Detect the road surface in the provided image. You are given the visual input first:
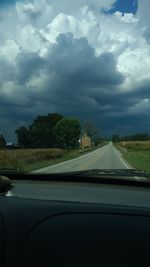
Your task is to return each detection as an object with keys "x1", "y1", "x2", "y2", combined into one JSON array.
[{"x1": 33, "y1": 142, "x2": 131, "y2": 174}]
